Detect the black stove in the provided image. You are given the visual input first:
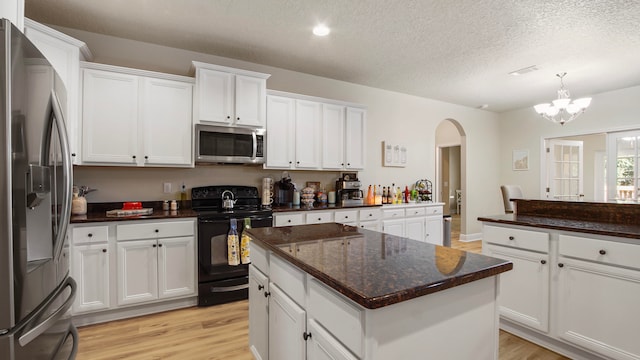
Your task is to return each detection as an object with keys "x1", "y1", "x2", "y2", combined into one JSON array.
[{"x1": 192, "y1": 185, "x2": 273, "y2": 306}]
